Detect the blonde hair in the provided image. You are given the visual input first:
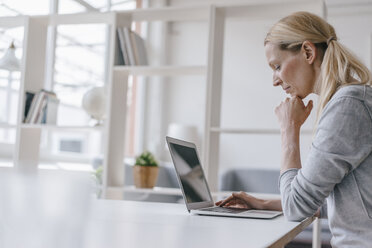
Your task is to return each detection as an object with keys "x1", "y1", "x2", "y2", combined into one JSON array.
[{"x1": 265, "y1": 11, "x2": 372, "y2": 123}]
